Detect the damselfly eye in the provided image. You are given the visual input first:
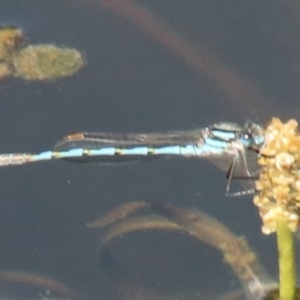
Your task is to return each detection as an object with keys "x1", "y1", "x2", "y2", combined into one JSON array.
[
  {"x1": 242, "y1": 132, "x2": 254, "y2": 142},
  {"x1": 240, "y1": 131, "x2": 256, "y2": 148}
]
